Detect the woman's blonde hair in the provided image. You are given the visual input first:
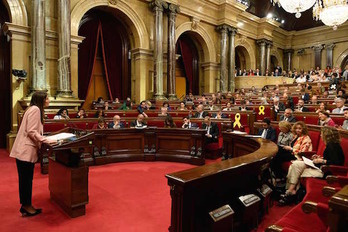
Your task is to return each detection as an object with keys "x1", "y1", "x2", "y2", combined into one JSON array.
[
  {"x1": 279, "y1": 121, "x2": 292, "y2": 132},
  {"x1": 292, "y1": 121, "x2": 308, "y2": 135},
  {"x1": 321, "y1": 126, "x2": 340, "y2": 144}
]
